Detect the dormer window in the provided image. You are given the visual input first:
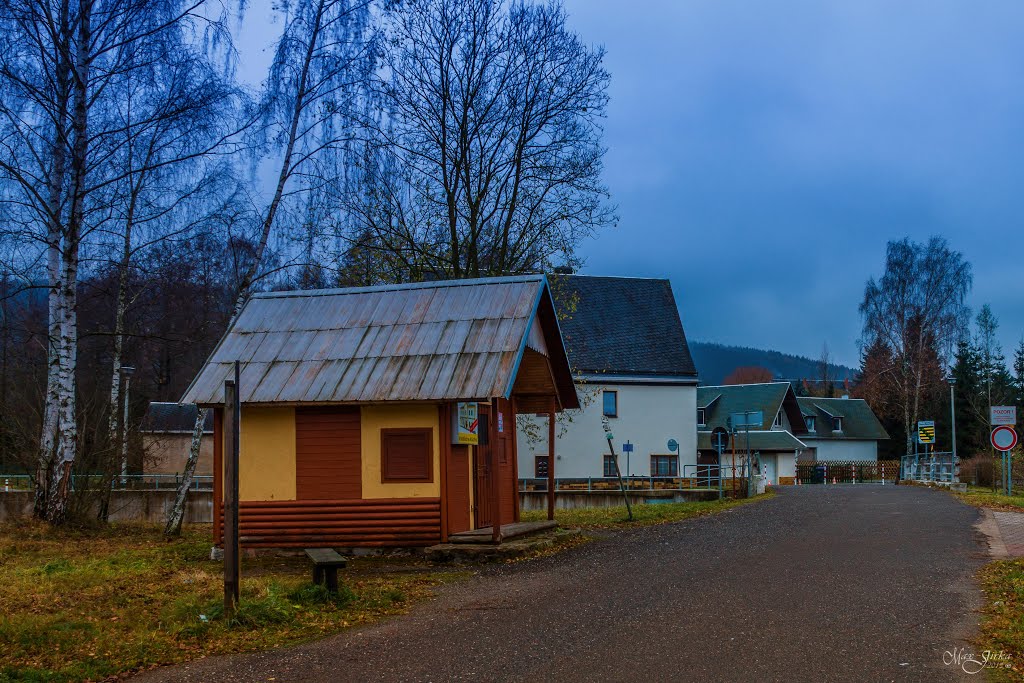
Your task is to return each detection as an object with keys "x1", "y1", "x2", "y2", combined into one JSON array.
[
  {"x1": 773, "y1": 411, "x2": 783, "y2": 429},
  {"x1": 832, "y1": 417, "x2": 842, "y2": 432},
  {"x1": 805, "y1": 416, "x2": 816, "y2": 433},
  {"x1": 697, "y1": 408, "x2": 706, "y2": 427}
]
